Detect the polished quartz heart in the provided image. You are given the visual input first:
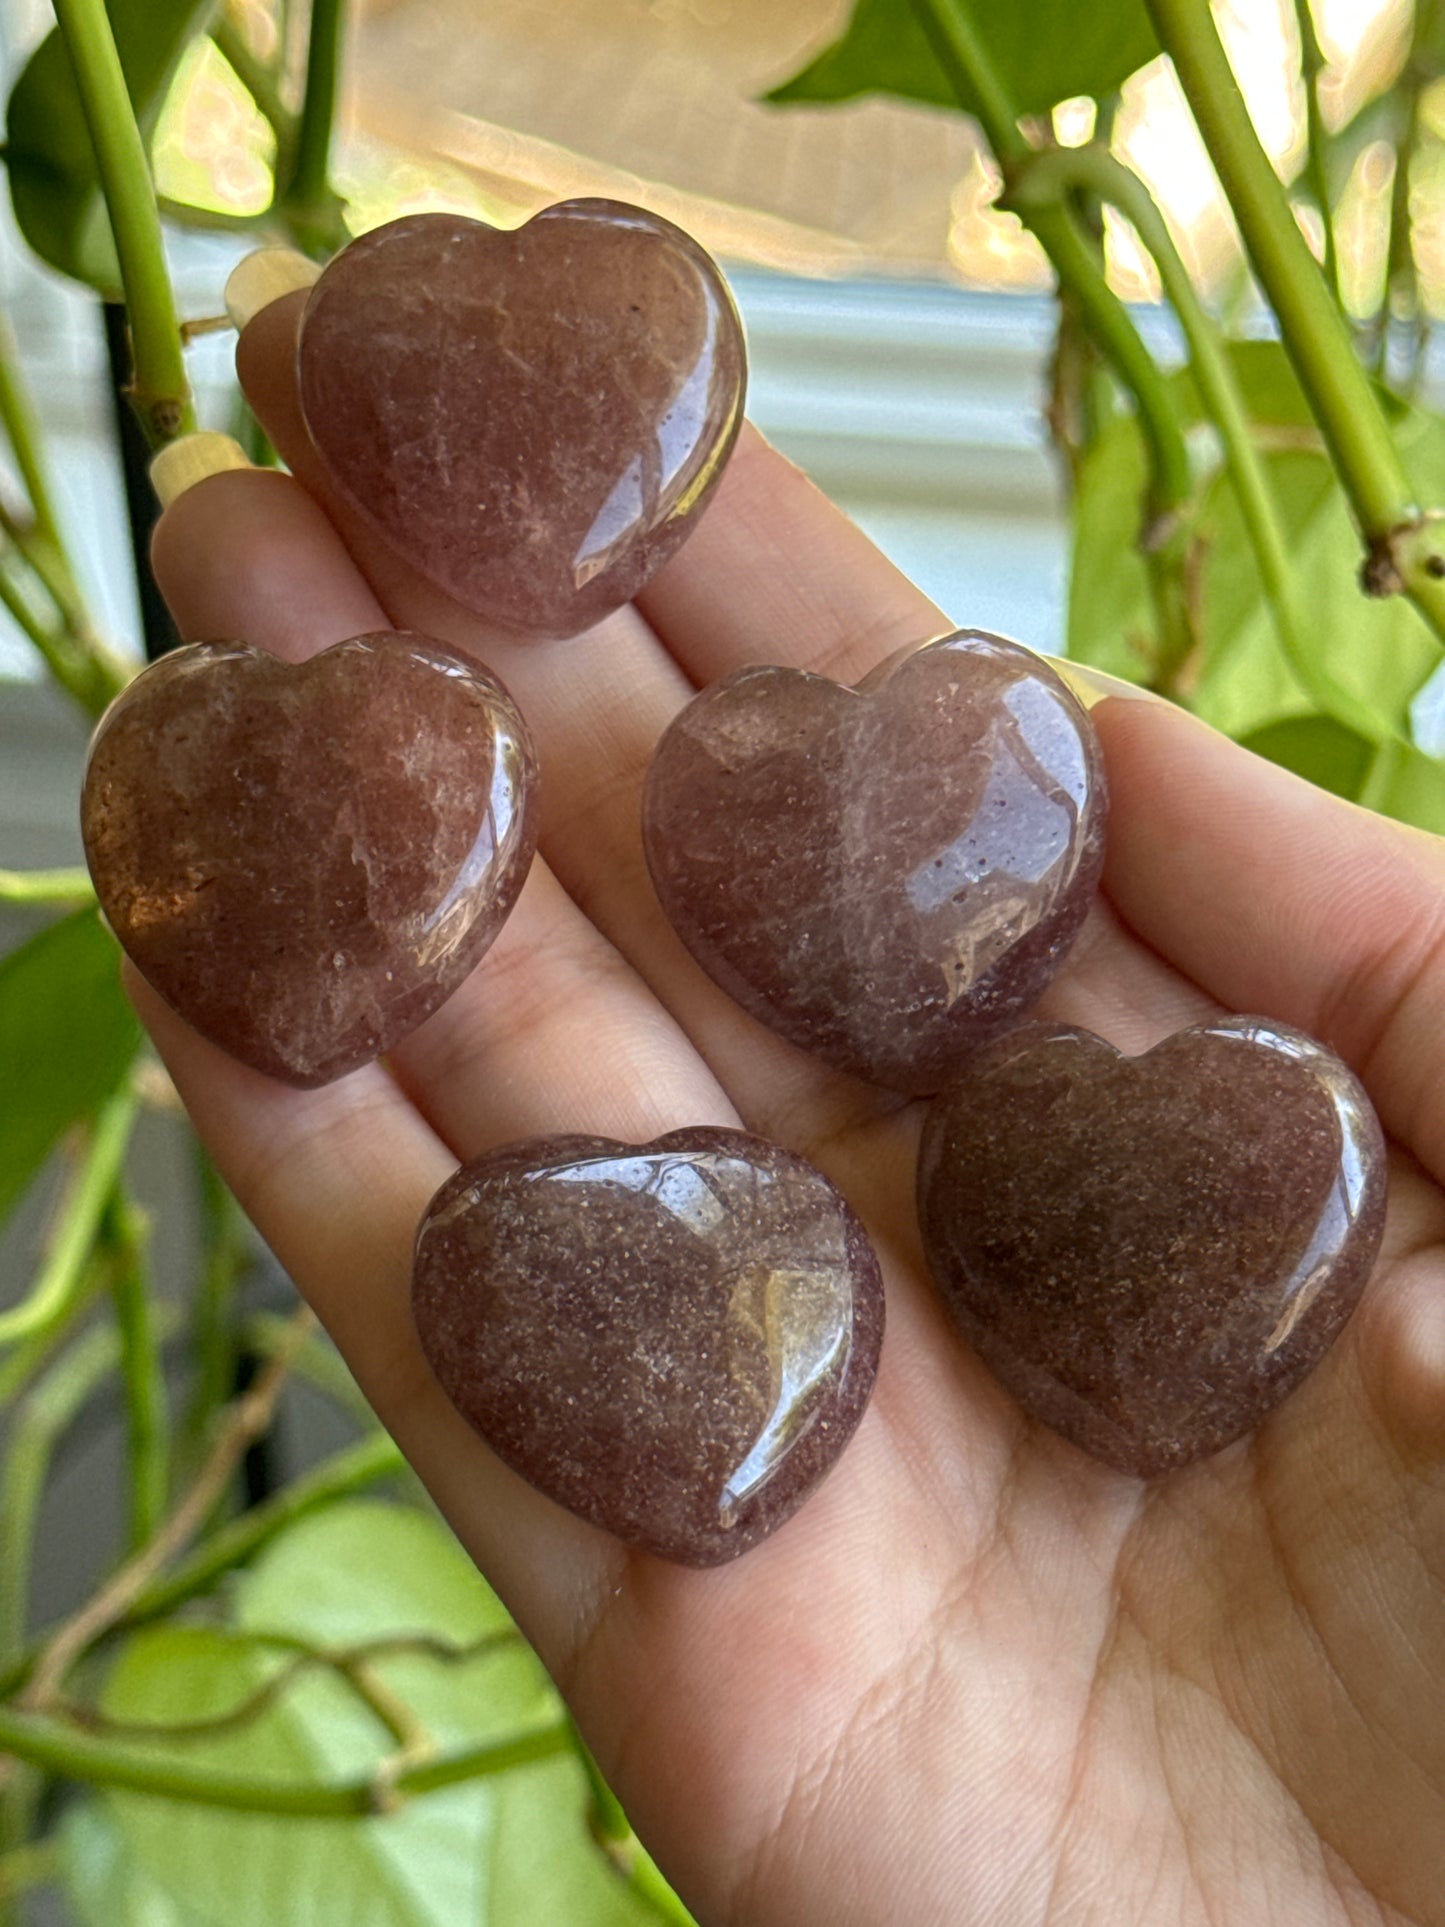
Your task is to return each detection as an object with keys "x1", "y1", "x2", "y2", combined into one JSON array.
[
  {"x1": 81, "y1": 633, "x2": 537, "y2": 1087},
  {"x1": 643, "y1": 631, "x2": 1107, "y2": 1093},
  {"x1": 297, "y1": 201, "x2": 746, "y2": 639},
  {"x1": 917, "y1": 1018, "x2": 1387, "y2": 1476},
  {"x1": 412, "y1": 1128, "x2": 884, "y2": 1565}
]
